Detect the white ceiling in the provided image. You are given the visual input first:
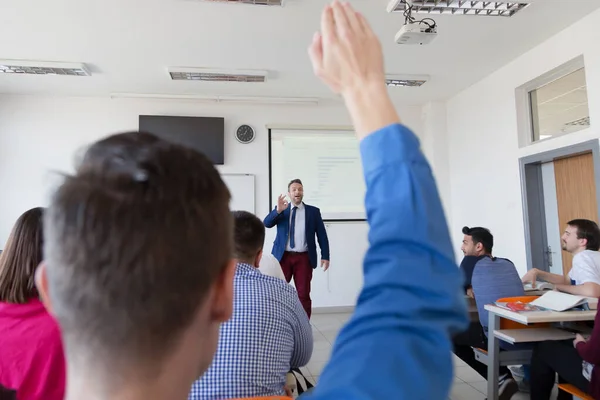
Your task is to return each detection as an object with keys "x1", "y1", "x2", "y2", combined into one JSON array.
[{"x1": 0, "y1": 0, "x2": 599, "y2": 105}]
